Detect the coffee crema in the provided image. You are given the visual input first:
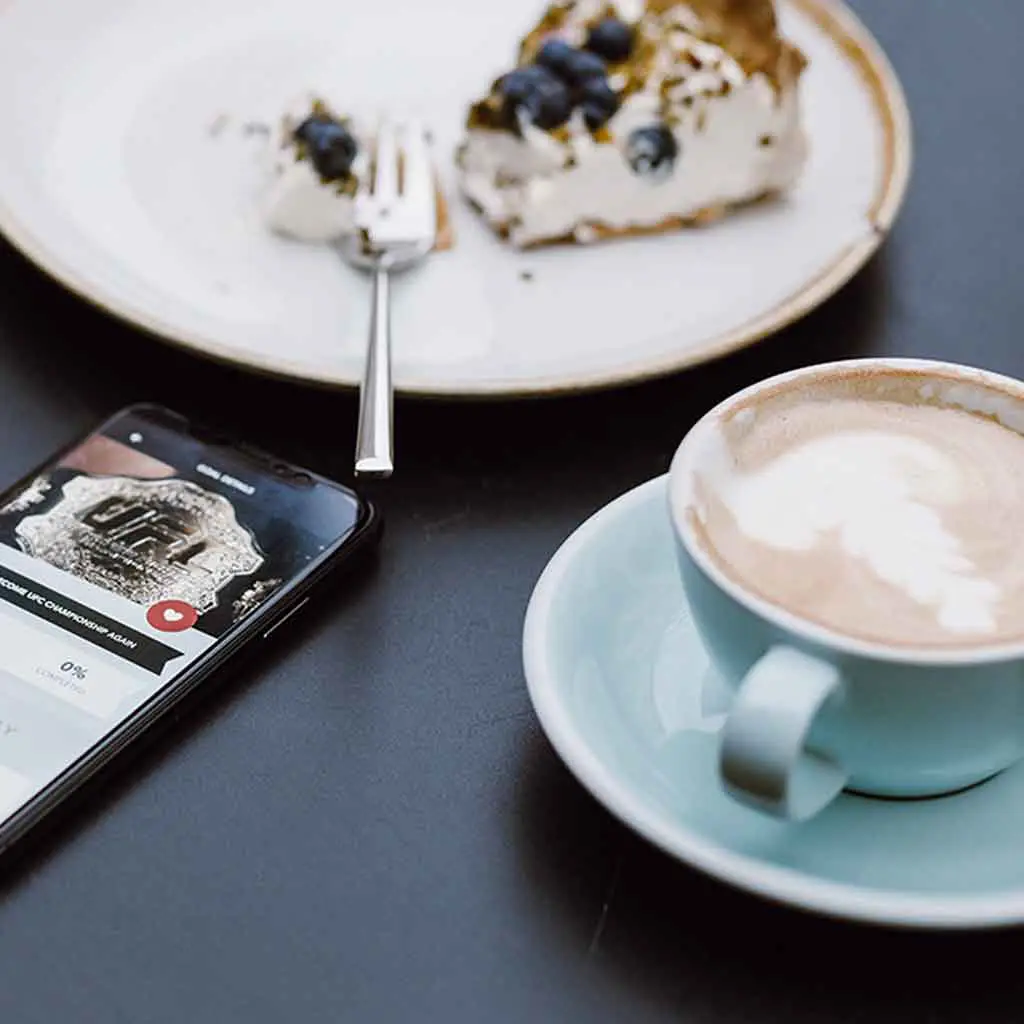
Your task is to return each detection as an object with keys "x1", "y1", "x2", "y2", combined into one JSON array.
[{"x1": 687, "y1": 370, "x2": 1024, "y2": 648}]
